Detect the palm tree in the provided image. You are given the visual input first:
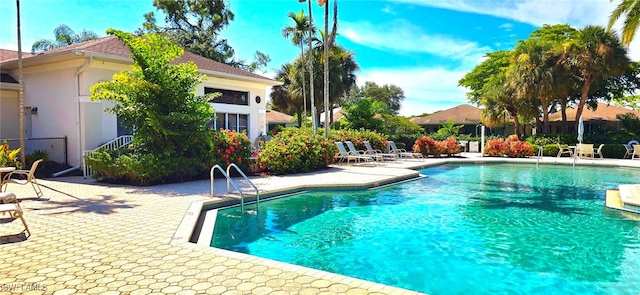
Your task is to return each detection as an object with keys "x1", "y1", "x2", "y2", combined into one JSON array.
[
  {"x1": 318, "y1": 0, "x2": 338, "y2": 137},
  {"x1": 608, "y1": 0, "x2": 640, "y2": 47},
  {"x1": 509, "y1": 37, "x2": 559, "y2": 134},
  {"x1": 297, "y1": 0, "x2": 317, "y2": 133},
  {"x1": 282, "y1": 10, "x2": 313, "y2": 124},
  {"x1": 31, "y1": 24, "x2": 99, "y2": 53},
  {"x1": 270, "y1": 63, "x2": 304, "y2": 127},
  {"x1": 459, "y1": 50, "x2": 533, "y2": 135},
  {"x1": 16, "y1": 0, "x2": 25, "y2": 166},
  {"x1": 306, "y1": 43, "x2": 358, "y2": 124},
  {"x1": 564, "y1": 25, "x2": 629, "y2": 125}
]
